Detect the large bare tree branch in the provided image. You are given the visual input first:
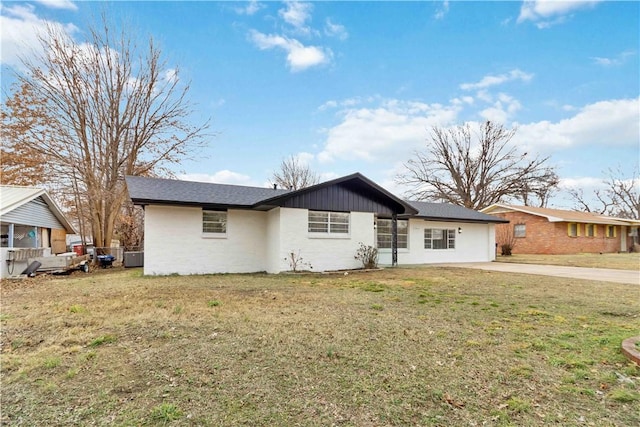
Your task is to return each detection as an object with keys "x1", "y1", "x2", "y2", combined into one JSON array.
[
  {"x1": 2, "y1": 13, "x2": 210, "y2": 247},
  {"x1": 397, "y1": 121, "x2": 558, "y2": 210}
]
